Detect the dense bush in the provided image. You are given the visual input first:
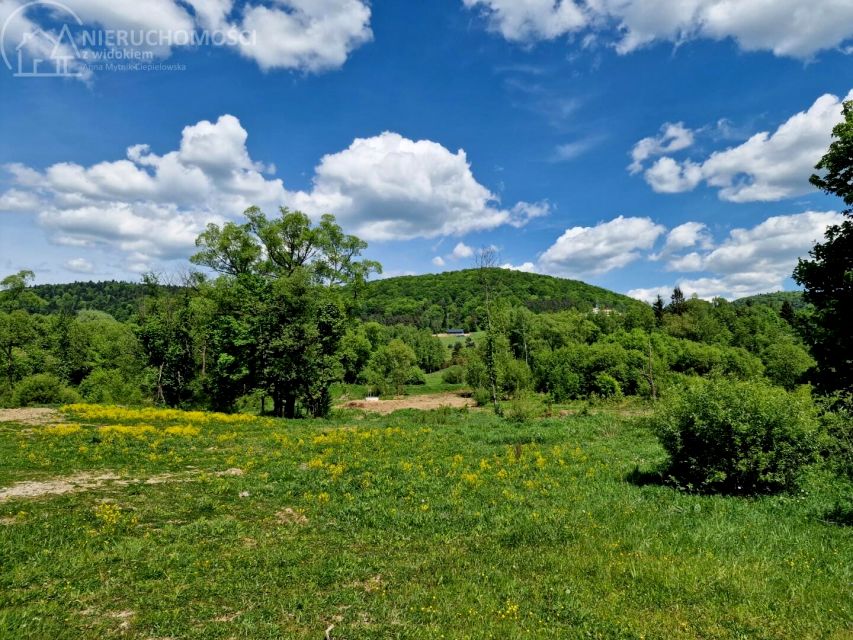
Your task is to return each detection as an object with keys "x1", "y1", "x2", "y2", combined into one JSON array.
[
  {"x1": 362, "y1": 339, "x2": 419, "y2": 396},
  {"x1": 820, "y1": 395, "x2": 853, "y2": 482},
  {"x1": 505, "y1": 391, "x2": 541, "y2": 423},
  {"x1": 441, "y1": 365, "x2": 465, "y2": 384},
  {"x1": 13, "y1": 373, "x2": 79, "y2": 406},
  {"x1": 472, "y1": 387, "x2": 493, "y2": 408},
  {"x1": 651, "y1": 378, "x2": 821, "y2": 494},
  {"x1": 79, "y1": 369, "x2": 144, "y2": 405},
  {"x1": 406, "y1": 367, "x2": 427, "y2": 385},
  {"x1": 761, "y1": 341, "x2": 815, "y2": 389},
  {"x1": 591, "y1": 372, "x2": 622, "y2": 399},
  {"x1": 500, "y1": 358, "x2": 532, "y2": 395}
]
